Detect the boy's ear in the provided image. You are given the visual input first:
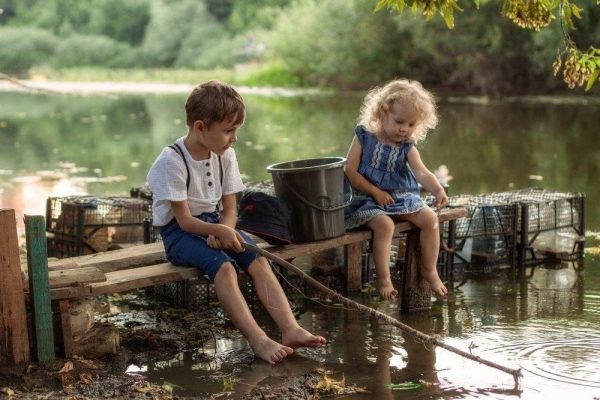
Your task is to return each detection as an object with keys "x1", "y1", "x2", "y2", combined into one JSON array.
[{"x1": 193, "y1": 120, "x2": 206, "y2": 132}]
